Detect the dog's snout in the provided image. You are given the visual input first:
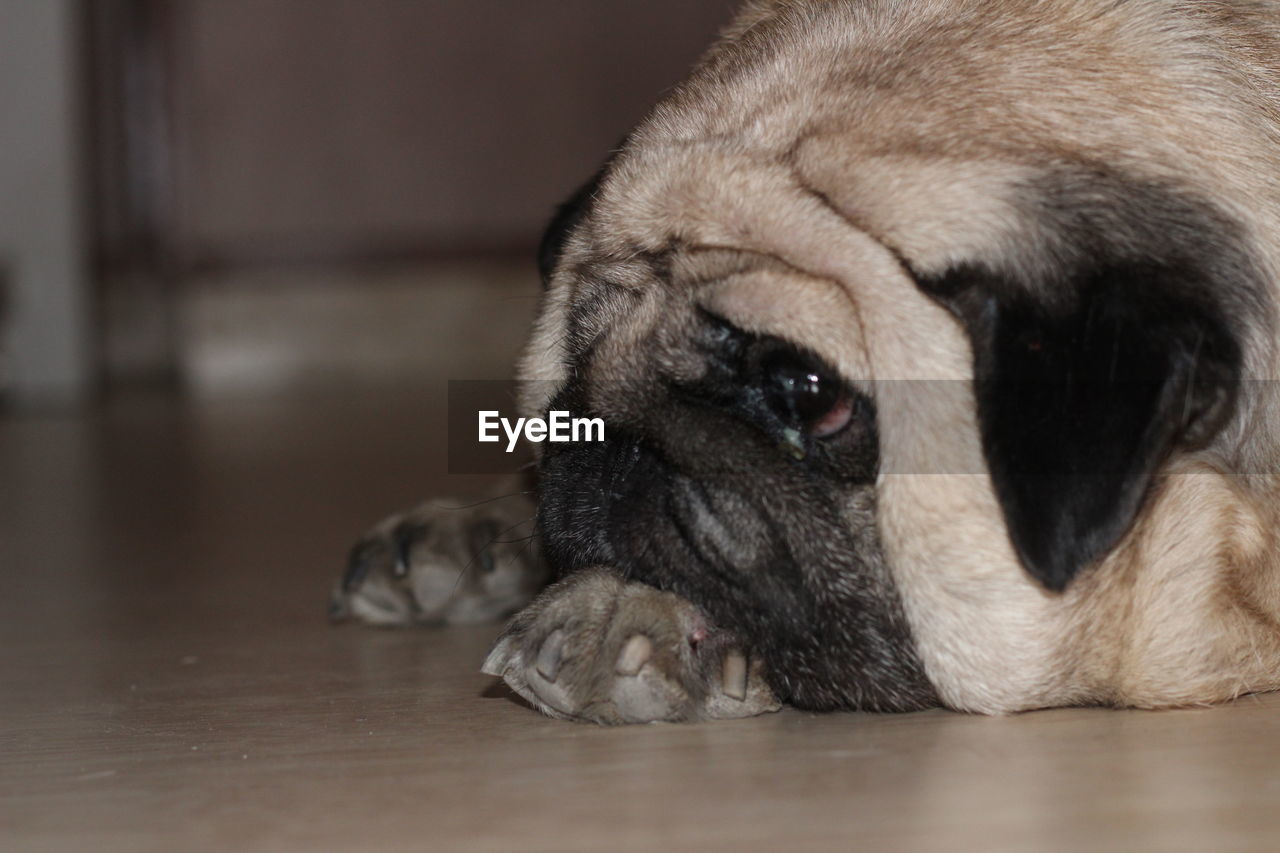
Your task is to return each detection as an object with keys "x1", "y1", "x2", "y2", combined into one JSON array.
[{"x1": 537, "y1": 431, "x2": 651, "y2": 574}]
